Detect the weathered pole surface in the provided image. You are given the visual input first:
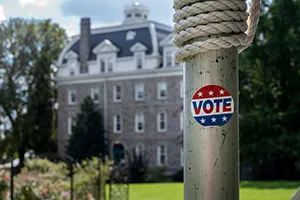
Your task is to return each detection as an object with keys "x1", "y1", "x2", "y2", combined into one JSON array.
[{"x1": 184, "y1": 47, "x2": 239, "y2": 200}]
